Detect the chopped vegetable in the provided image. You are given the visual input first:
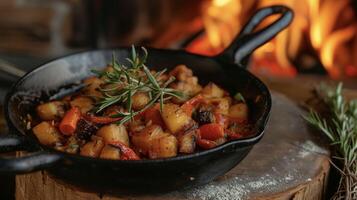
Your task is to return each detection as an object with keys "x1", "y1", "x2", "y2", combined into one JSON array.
[
  {"x1": 201, "y1": 82, "x2": 225, "y2": 98},
  {"x1": 97, "y1": 124, "x2": 129, "y2": 146},
  {"x1": 178, "y1": 130, "x2": 197, "y2": 154},
  {"x1": 80, "y1": 137, "x2": 105, "y2": 157},
  {"x1": 36, "y1": 101, "x2": 65, "y2": 120},
  {"x1": 161, "y1": 103, "x2": 193, "y2": 134},
  {"x1": 181, "y1": 94, "x2": 205, "y2": 116},
  {"x1": 143, "y1": 104, "x2": 165, "y2": 128},
  {"x1": 75, "y1": 119, "x2": 98, "y2": 140},
  {"x1": 199, "y1": 123, "x2": 225, "y2": 141},
  {"x1": 70, "y1": 96, "x2": 94, "y2": 114},
  {"x1": 197, "y1": 138, "x2": 217, "y2": 149},
  {"x1": 109, "y1": 141, "x2": 140, "y2": 160},
  {"x1": 228, "y1": 103, "x2": 248, "y2": 122},
  {"x1": 59, "y1": 107, "x2": 81, "y2": 136},
  {"x1": 149, "y1": 134, "x2": 178, "y2": 159},
  {"x1": 99, "y1": 144, "x2": 121, "y2": 160},
  {"x1": 32, "y1": 121, "x2": 62, "y2": 146}
]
